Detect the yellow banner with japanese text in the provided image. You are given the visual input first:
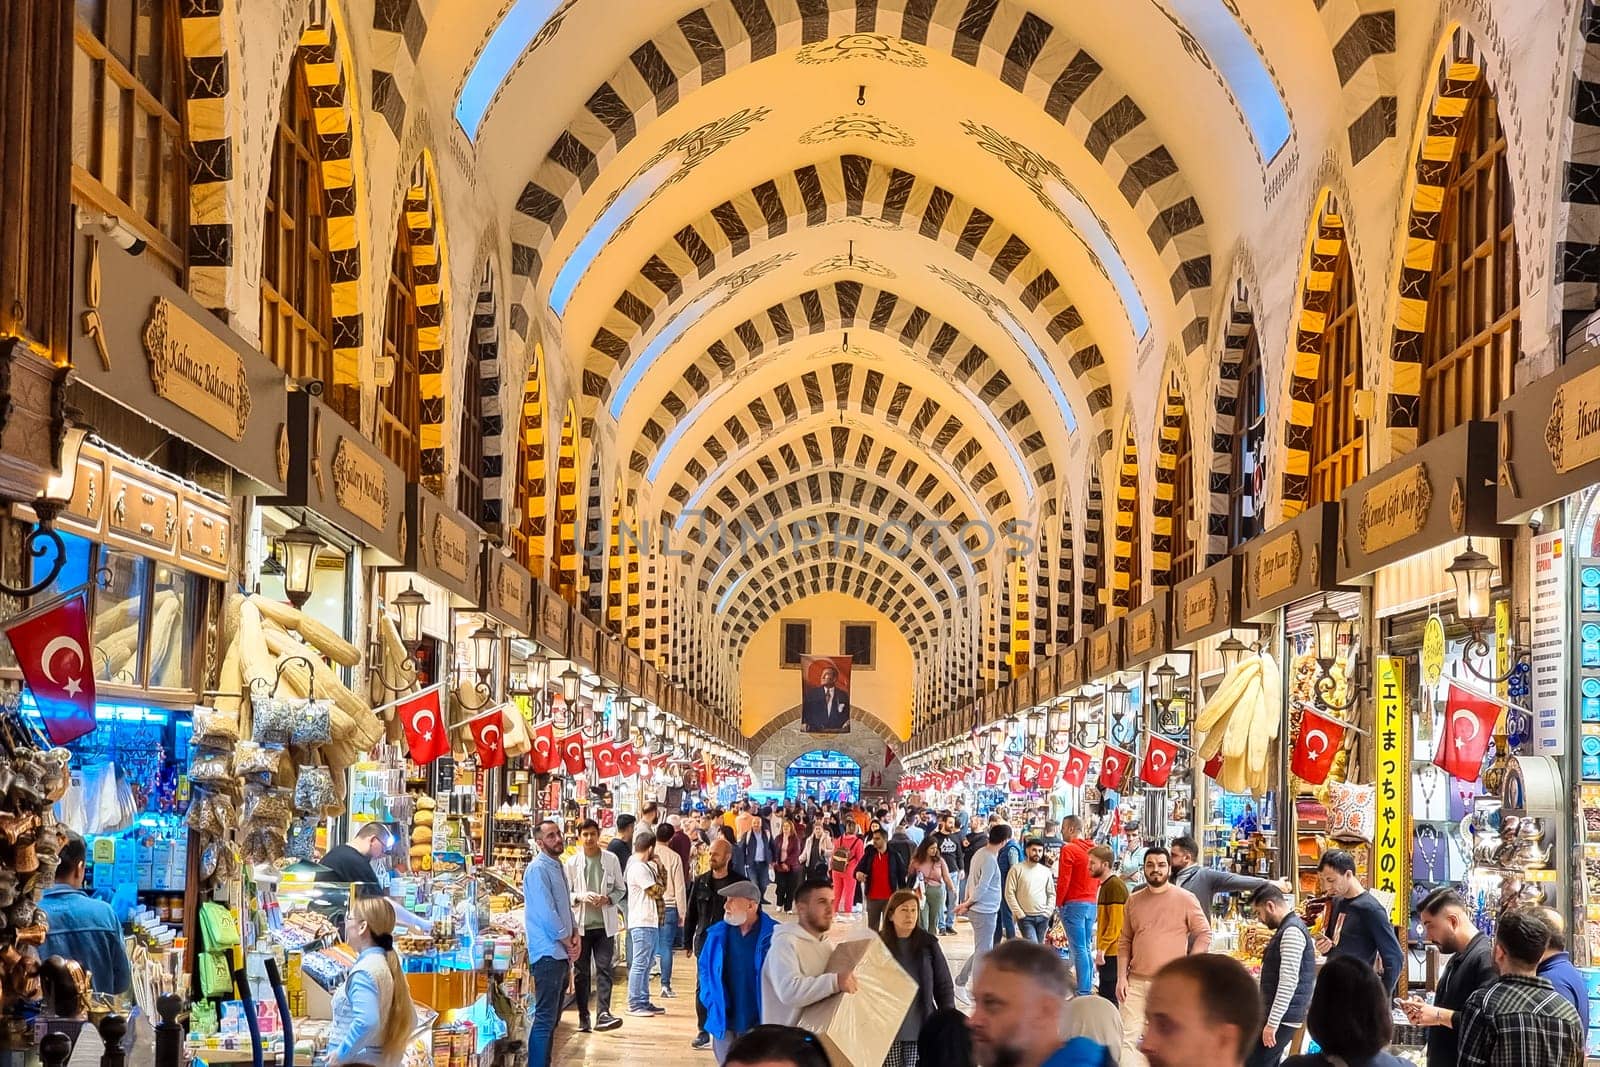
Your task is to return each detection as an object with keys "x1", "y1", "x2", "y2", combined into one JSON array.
[{"x1": 1374, "y1": 655, "x2": 1409, "y2": 928}]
